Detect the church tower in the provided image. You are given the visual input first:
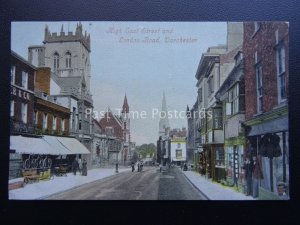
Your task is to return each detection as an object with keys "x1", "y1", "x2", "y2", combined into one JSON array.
[
  {"x1": 43, "y1": 22, "x2": 92, "y2": 91},
  {"x1": 28, "y1": 22, "x2": 94, "y2": 162},
  {"x1": 159, "y1": 92, "x2": 170, "y2": 138}
]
